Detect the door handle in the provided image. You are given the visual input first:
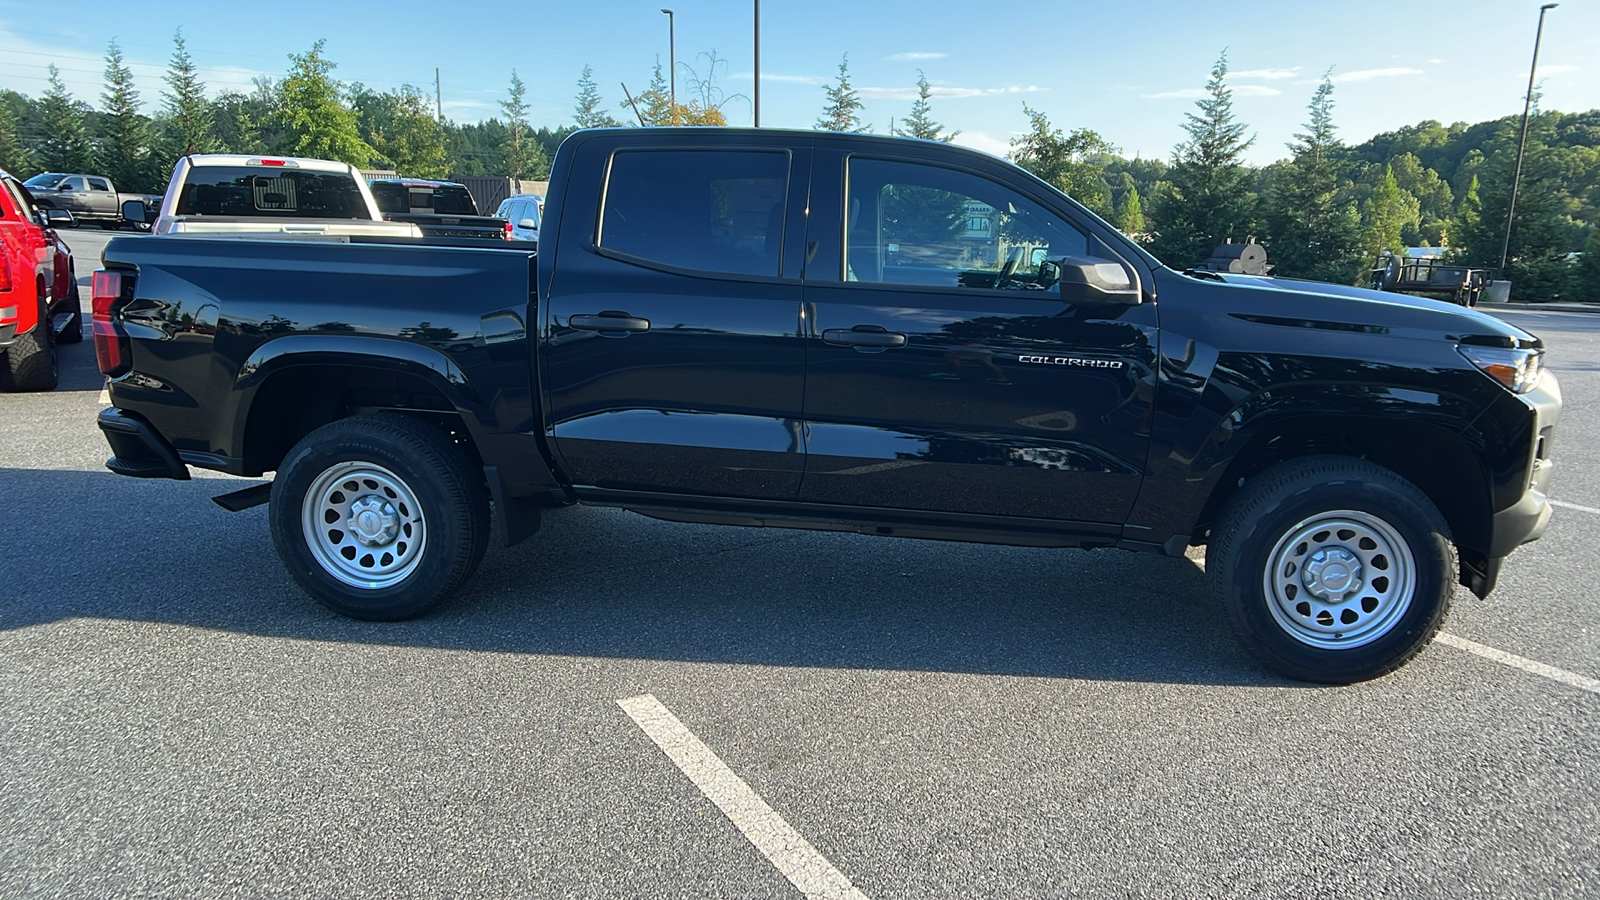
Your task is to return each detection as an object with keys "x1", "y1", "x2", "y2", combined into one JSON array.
[
  {"x1": 571, "y1": 312, "x2": 651, "y2": 335},
  {"x1": 822, "y1": 326, "x2": 907, "y2": 349}
]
